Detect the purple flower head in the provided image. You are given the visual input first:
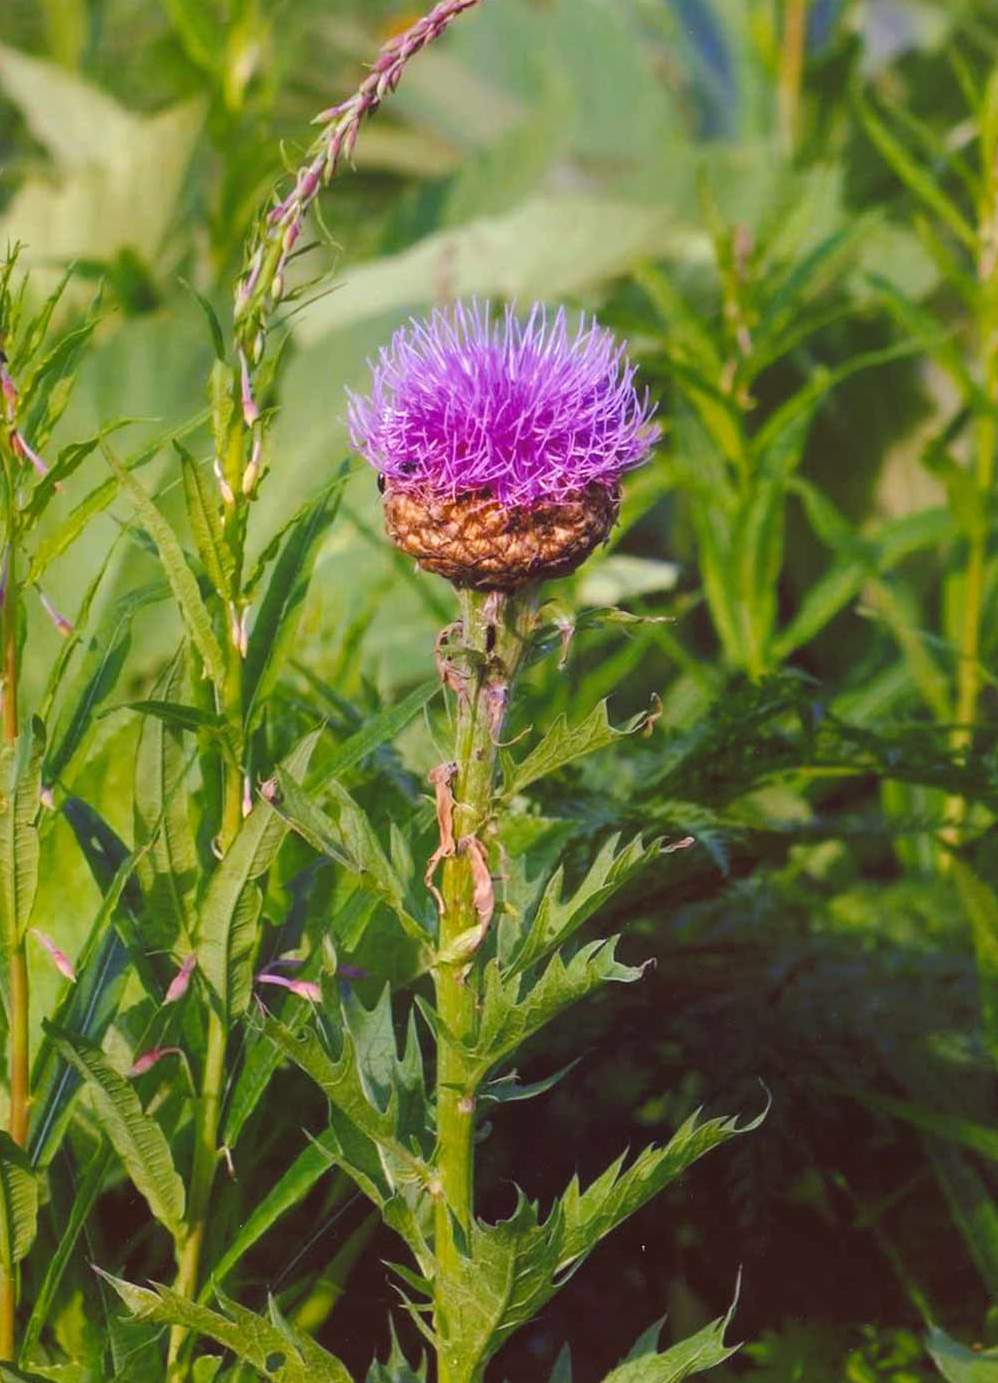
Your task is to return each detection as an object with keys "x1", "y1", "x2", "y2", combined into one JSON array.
[{"x1": 348, "y1": 301, "x2": 658, "y2": 507}]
